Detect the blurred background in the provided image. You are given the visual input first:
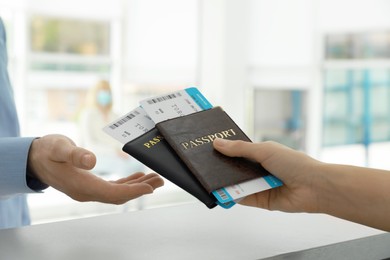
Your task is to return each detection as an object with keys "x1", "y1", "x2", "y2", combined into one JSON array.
[{"x1": 1, "y1": 0, "x2": 390, "y2": 224}]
